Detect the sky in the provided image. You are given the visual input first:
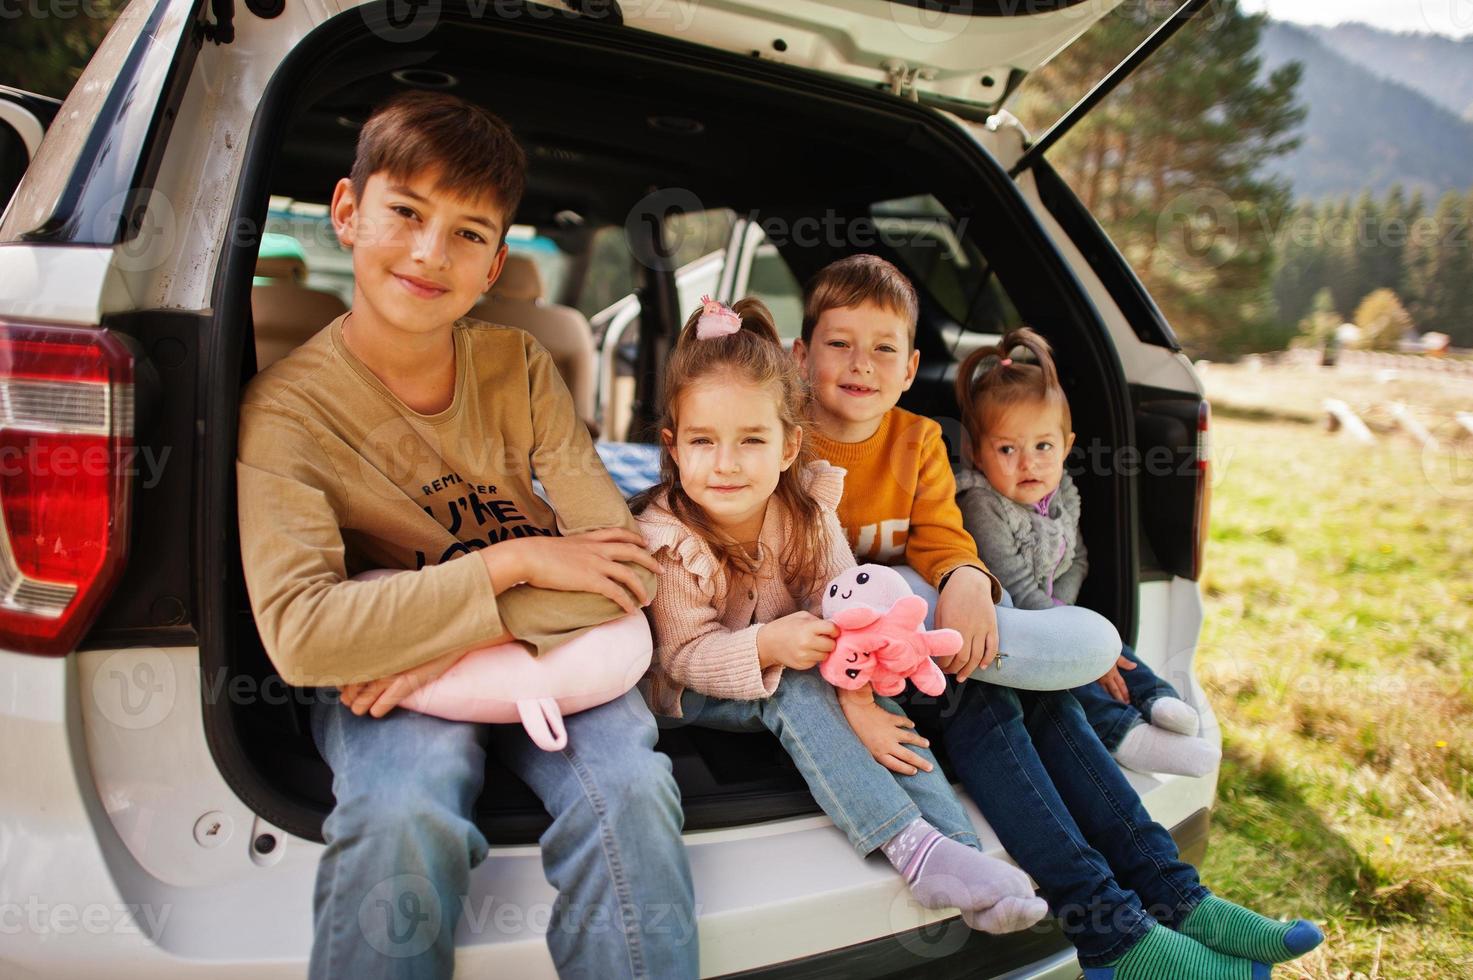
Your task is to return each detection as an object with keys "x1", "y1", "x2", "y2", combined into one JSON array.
[{"x1": 1239, "y1": 0, "x2": 1473, "y2": 38}]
